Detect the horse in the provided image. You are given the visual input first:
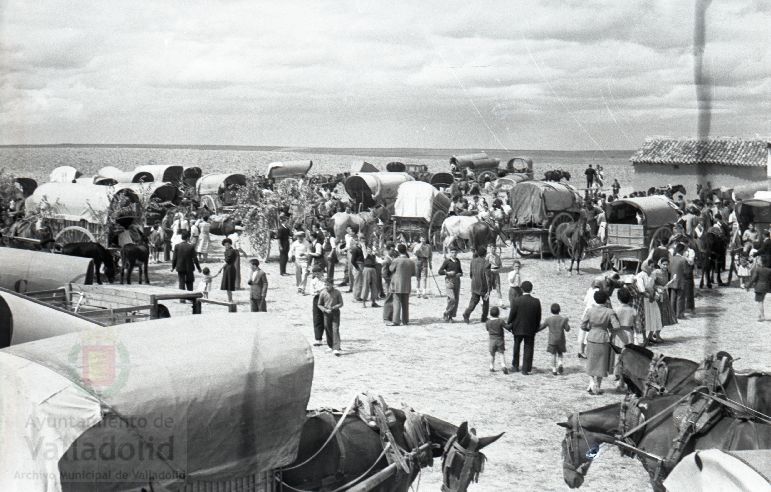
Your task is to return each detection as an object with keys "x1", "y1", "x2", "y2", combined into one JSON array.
[
  {"x1": 555, "y1": 211, "x2": 590, "y2": 274},
  {"x1": 120, "y1": 227, "x2": 150, "y2": 285},
  {"x1": 559, "y1": 393, "x2": 771, "y2": 490},
  {"x1": 440, "y1": 216, "x2": 508, "y2": 255},
  {"x1": 4, "y1": 217, "x2": 54, "y2": 250},
  {"x1": 329, "y1": 206, "x2": 391, "y2": 243},
  {"x1": 615, "y1": 346, "x2": 771, "y2": 414},
  {"x1": 699, "y1": 223, "x2": 729, "y2": 288},
  {"x1": 280, "y1": 405, "x2": 503, "y2": 492},
  {"x1": 60, "y1": 242, "x2": 117, "y2": 284}
]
